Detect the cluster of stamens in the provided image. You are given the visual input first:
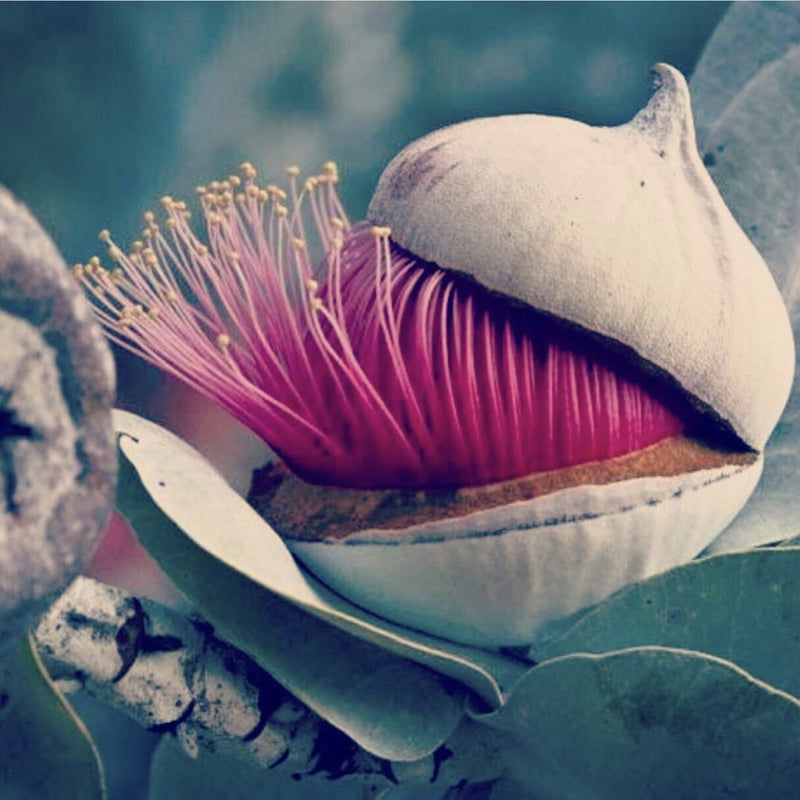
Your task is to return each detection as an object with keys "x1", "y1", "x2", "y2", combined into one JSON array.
[{"x1": 77, "y1": 160, "x2": 684, "y2": 489}]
